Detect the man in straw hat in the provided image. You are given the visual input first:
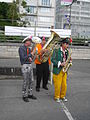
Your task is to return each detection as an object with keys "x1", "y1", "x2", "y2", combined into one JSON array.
[{"x1": 18, "y1": 36, "x2": 37, "y2": 102}]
